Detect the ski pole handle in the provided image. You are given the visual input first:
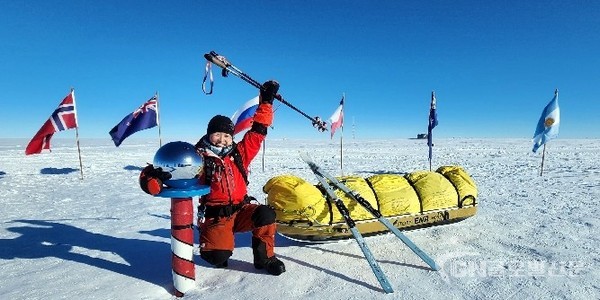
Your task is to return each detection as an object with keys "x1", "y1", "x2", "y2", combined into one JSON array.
[{"x1": 204, "y1": 51, "x2": 230, "y2": 69}]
